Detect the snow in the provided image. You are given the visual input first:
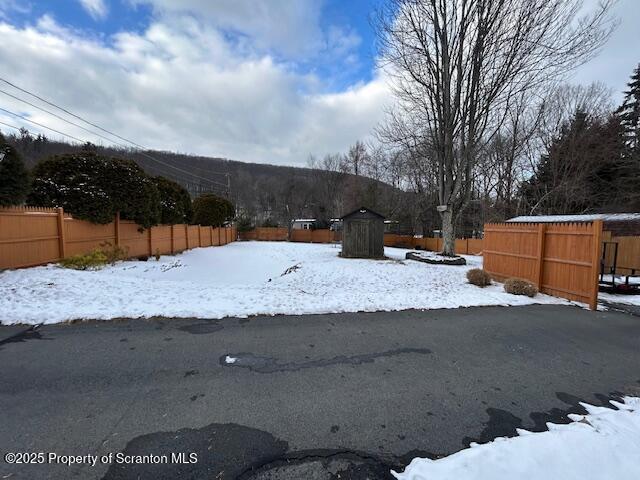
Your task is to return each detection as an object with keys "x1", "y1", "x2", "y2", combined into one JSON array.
[
  {"x1": 224, "y1": 355, "x2": 237, "y2": 364},
  {"x1": 599, "y1": 292, "x2": 640, "y2": 307},
  {"x1": 508, "y1": 213, "x2": 640, "y2": 223},
  {"x1": 406, "y1": 251, "x2": 465, "y2": 264},
  {"x1": 393, "y1": 397, "x2": 640, "y2": 480},
  {"x1": 0, "y1": 241, "x2": 568, "y2": 325},
  {"x1": 599, "y1": 274, "x2": 640, "y2": 286}
]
